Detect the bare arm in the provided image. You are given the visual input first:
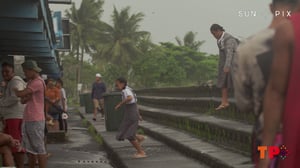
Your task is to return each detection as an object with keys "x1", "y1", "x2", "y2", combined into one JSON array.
[
  {"x1": 0, "y1": 133, "x2": 19, "y2": 148},
  {"x1": 20, "y1": 95, "x2": 32, "y2": 104},
  {"x1": 116, "y1": 95, "x2": 133, "y2": 108},
  {"x1": 259, "y1": 20, "x2": 294, "y2": 167},
  {"x1": 14, "y1": 88, "x2": 33, "y2": 98}
]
